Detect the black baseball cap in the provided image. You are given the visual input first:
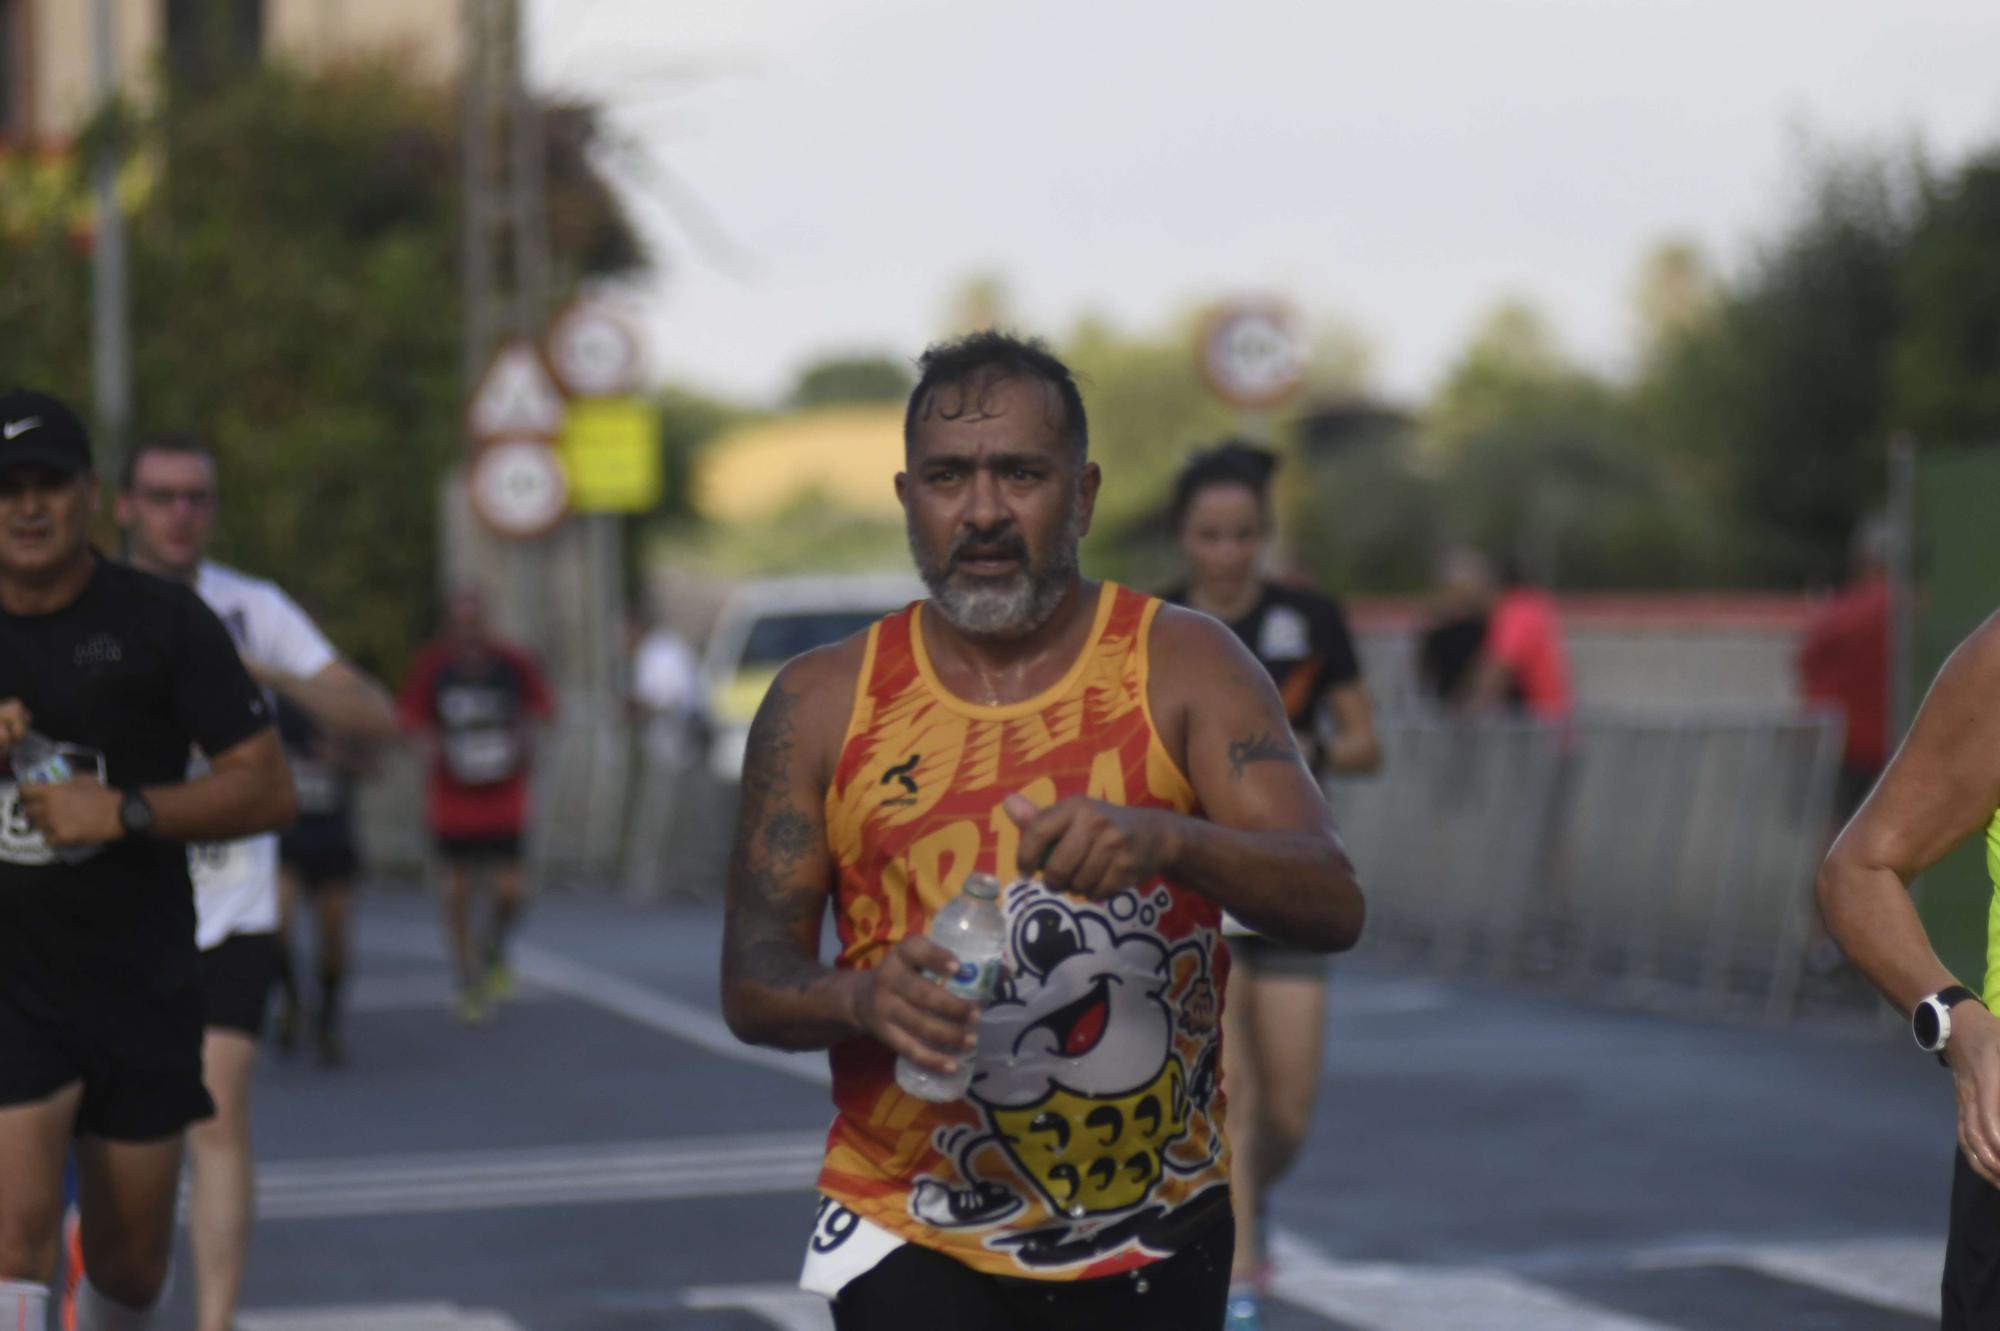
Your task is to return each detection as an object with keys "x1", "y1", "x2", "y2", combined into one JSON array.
[{"x1": 0, "y1": 388, "x2": 93, "y2": 476}]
